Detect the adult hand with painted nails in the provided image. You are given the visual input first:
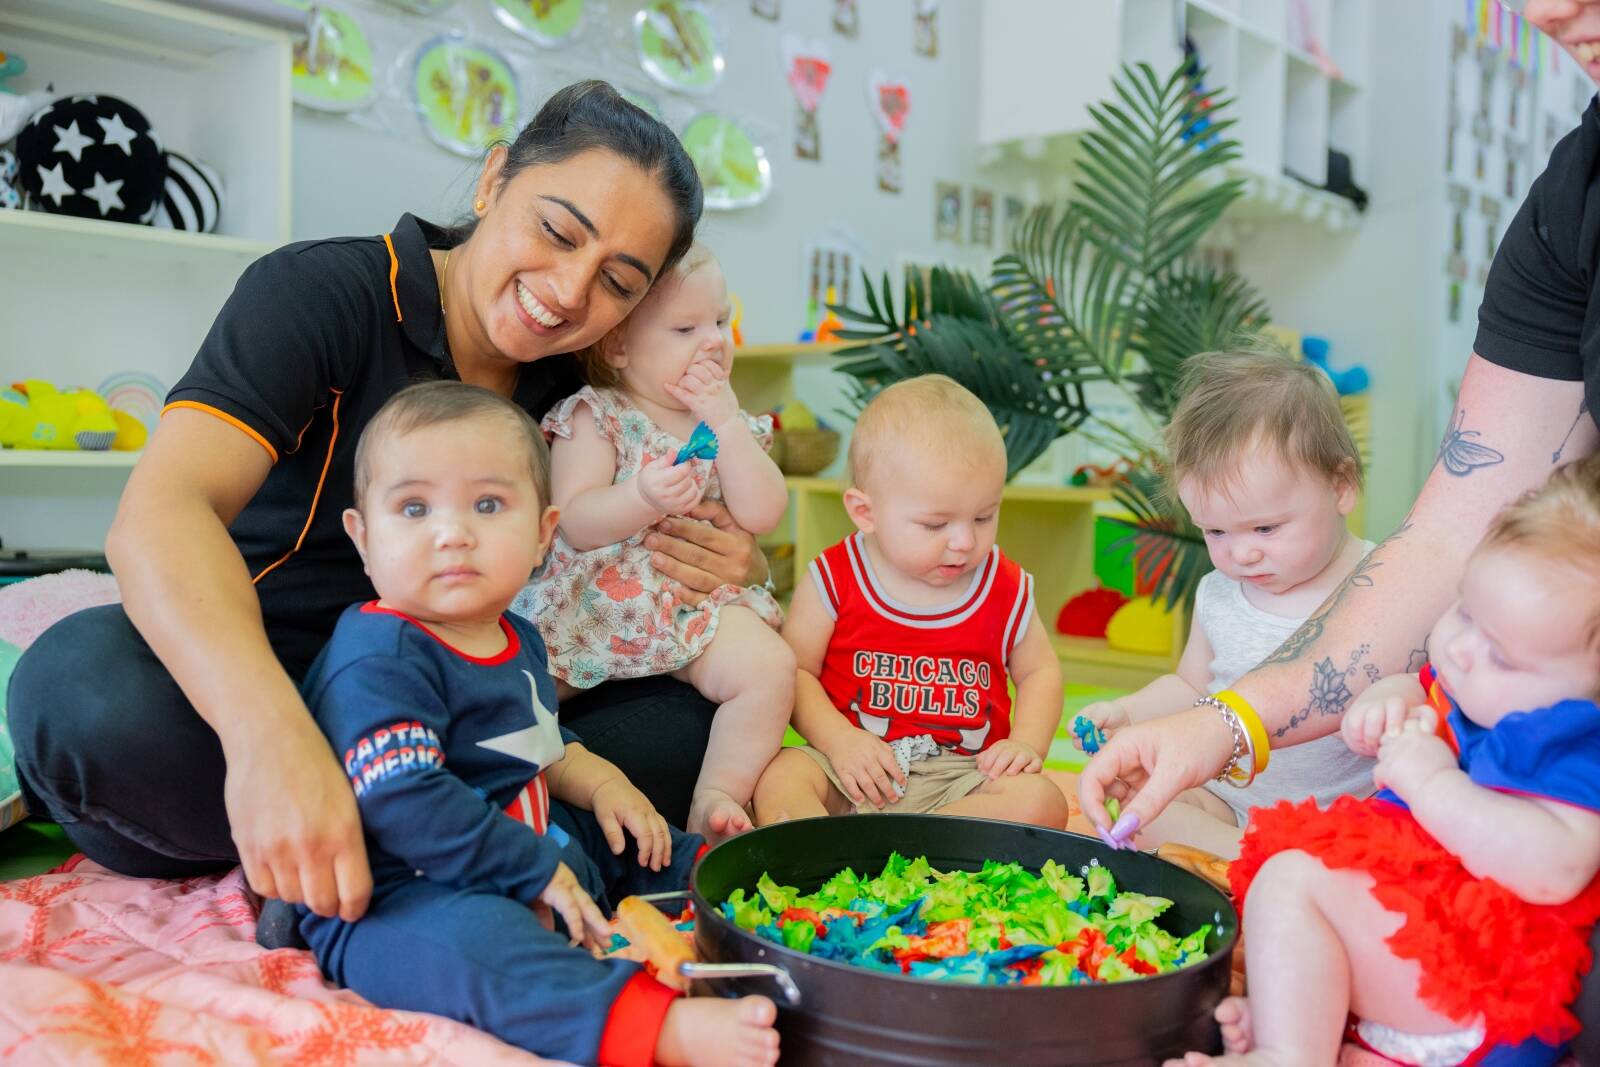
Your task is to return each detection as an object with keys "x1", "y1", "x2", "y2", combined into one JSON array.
[{"x1": 1077, "y1": 706, "x2": 1237, "y2": 850}]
